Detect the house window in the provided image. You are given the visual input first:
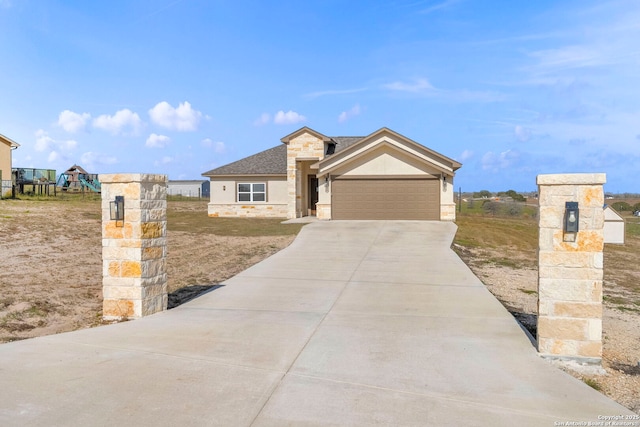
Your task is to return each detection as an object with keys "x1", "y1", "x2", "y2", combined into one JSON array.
[{"x1": 237, "y1": 183, "x2": 266, "y2": 202}]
